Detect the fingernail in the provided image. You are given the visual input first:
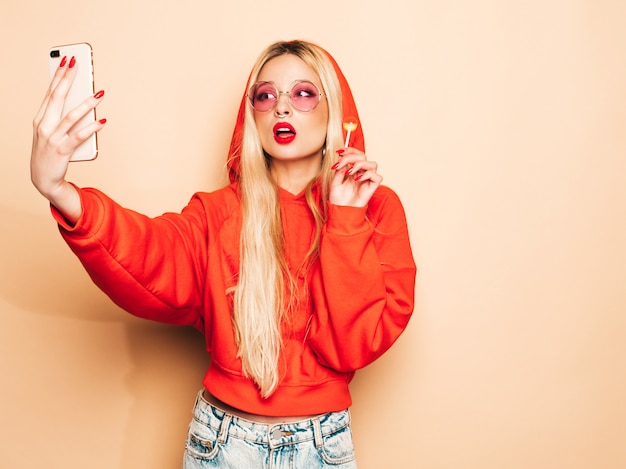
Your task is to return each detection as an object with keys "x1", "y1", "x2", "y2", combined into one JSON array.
[
  {"x1": 94, "y1": 90, "x2": 105, "y2": 99},
  {"x1": 69, "y1": 56, "x2": 76, "y2": 68},
  {"x1": 59, "y1": 56, "x2": 67, "y2": 68},
  {"x1": 354, "y1": 174, "x2": 363, "y2": 181},
  {"x1": 331, "y1": 162, "x2": 340, "y2": 170},
  {"x1": 99, "y1": 118, "x2": 107, "y2": 124},
  {"x1": 336, "y1": 148, "x2": 345, "y2": 155}
]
